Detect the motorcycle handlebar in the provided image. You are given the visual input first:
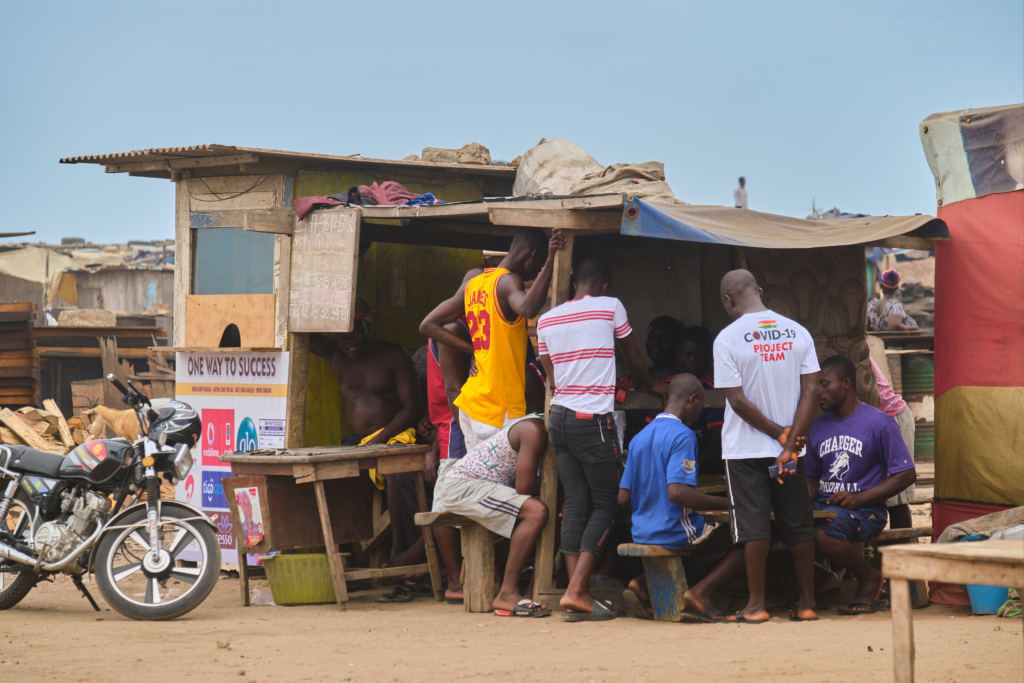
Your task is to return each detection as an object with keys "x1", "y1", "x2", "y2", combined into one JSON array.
[{"x1": 107, "y1": 374, "x2": 129, "y2": 395}]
